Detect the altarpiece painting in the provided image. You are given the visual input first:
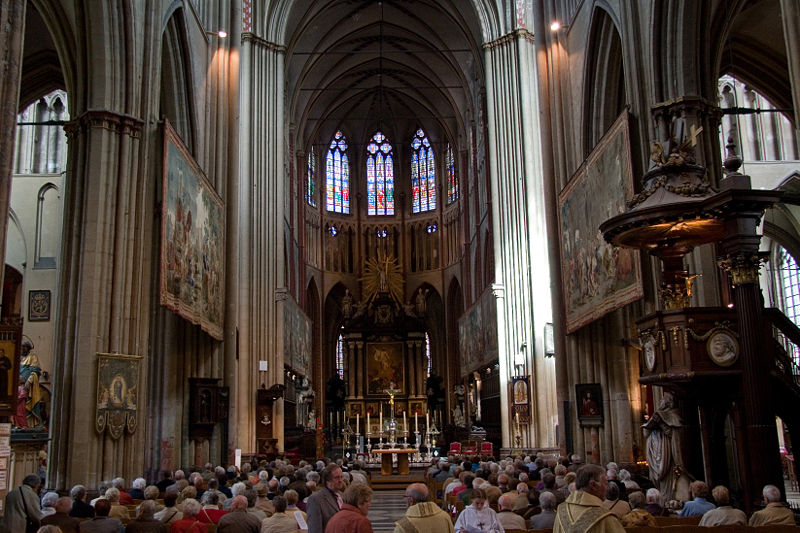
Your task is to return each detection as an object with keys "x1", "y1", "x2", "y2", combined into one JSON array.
[{"x1": 366, "y1": 342, "x2": 404, "y2": 395}]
